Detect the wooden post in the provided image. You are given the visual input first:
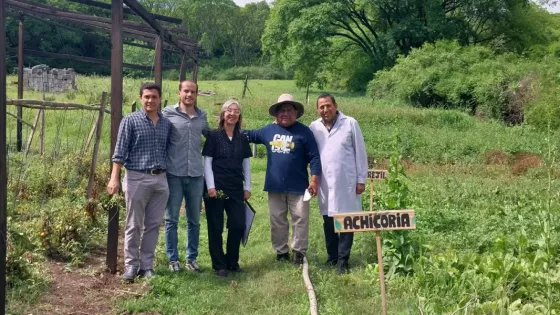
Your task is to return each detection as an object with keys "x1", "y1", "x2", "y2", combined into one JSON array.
[
  {"x1": 370, "y1": 179, "x2": 387, "y2": 315},
  {"x1": 131, "y1": 100, "x2": 136, "y2": 112},
  {"x1": 242, "y1": 75, "x2": 248, "y2": 99},
  {"x1": 83, "y1": 115, "x2": 97, "y2": 155},
  {"x1": 39, "y1": 93, "x2": 45, "y2": 156},
  {"x1": 0, "y1": 0, "x2": 8, "y2": 311},
  {"x1": 154, "y1": 35, "x2": 163, "y2": 106},
  {"x1": 333, "y1": 211, "x2": 416, "y2": 315},
  {"x1": 17, "y1": 14, "x2": 24, "y2": 152},
  {"x1": 24, "y1": 109, "x2": 41, "y2": 157},
  {"x1": 86, "y1": 92, "x2": 107, "y2": 199},
  {"x1": 179, "y1": 53, "x2": 186, "y2": 82},
  {"x1": 6, "y1": 112, "x2": 33, "y2": 128},
  {"x1": 107, "y1": 0, "x2": 123, "y2": 274},
  {"x1": 192, "y1": 61, "x2": 198, "y2": 83},
  {"x1": 306, "y1": 84, "x2": 310, "y2": 105}
]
